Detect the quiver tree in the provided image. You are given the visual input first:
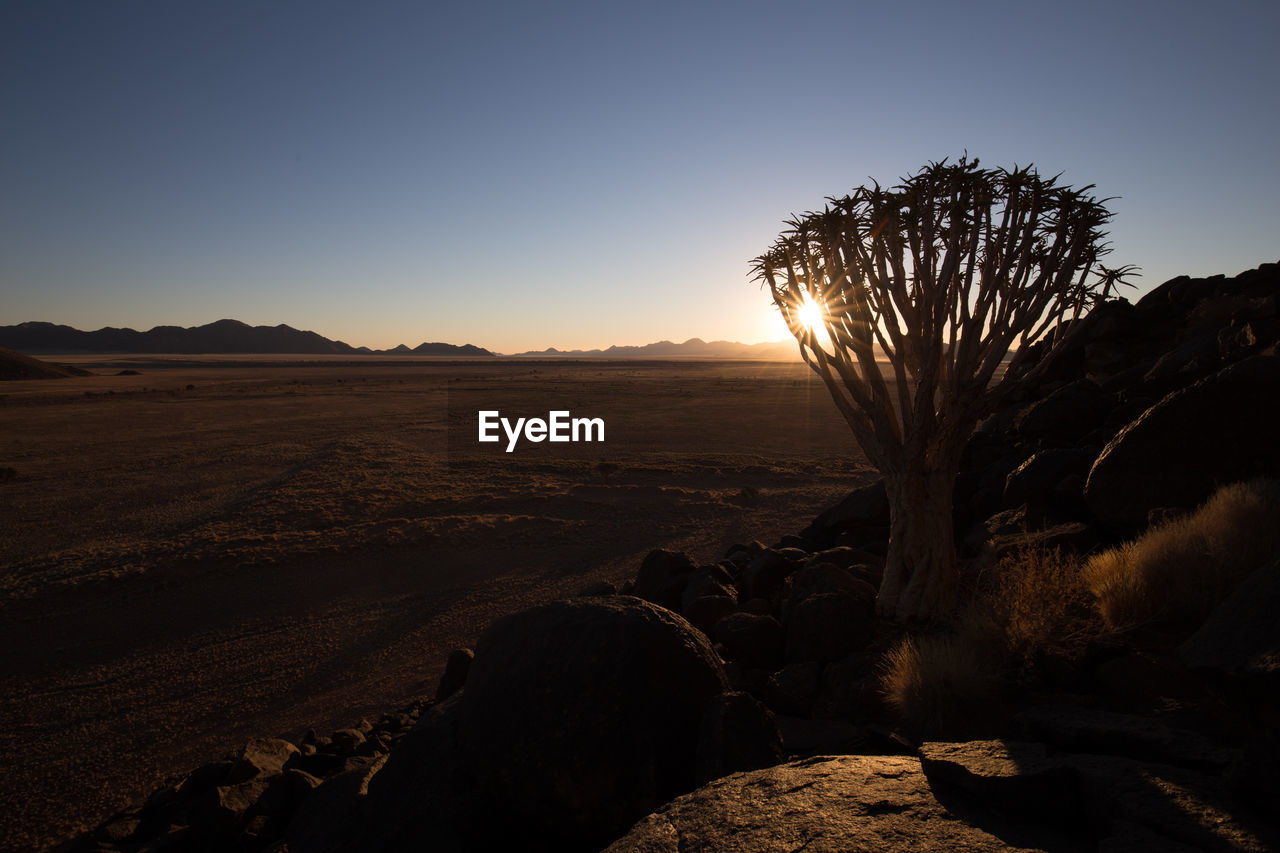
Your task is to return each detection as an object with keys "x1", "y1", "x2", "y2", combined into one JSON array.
[{"x1": 752, "y1": 157, "x2": 1134, "y2": 622}]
